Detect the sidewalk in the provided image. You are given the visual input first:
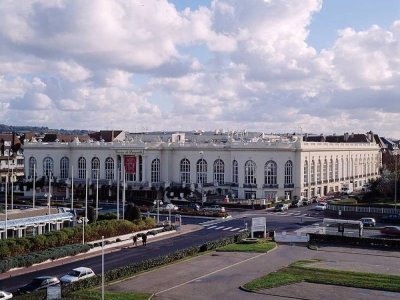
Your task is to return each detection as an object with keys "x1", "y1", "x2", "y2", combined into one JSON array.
[{"x1": 0, "y1": 224, "x2": 202, "y2": 281}]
